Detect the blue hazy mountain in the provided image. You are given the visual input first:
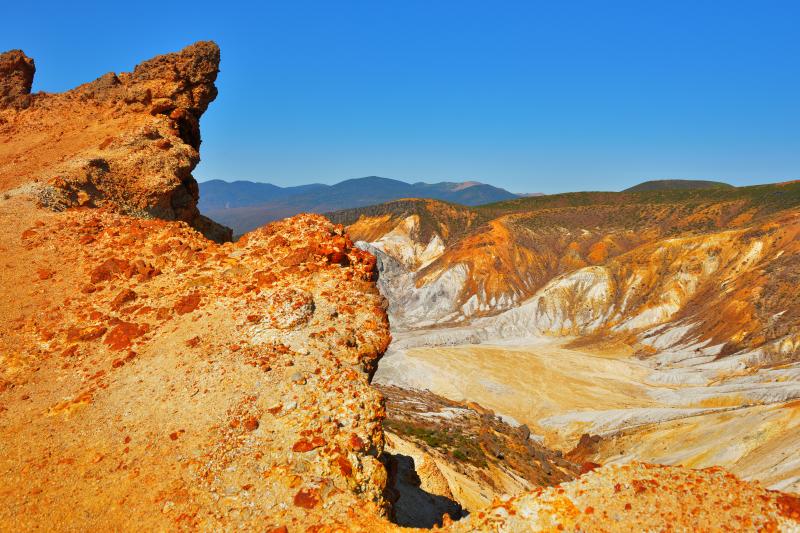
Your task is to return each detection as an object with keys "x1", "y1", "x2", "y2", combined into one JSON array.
[{"x1": 198, "y1": 176, "x2": 520, "y2": 234}]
